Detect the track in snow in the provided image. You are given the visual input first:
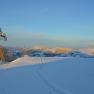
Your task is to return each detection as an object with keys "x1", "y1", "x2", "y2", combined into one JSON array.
[{"x1": 35, "y1": 62, "x2": 72, "y2": 94}]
